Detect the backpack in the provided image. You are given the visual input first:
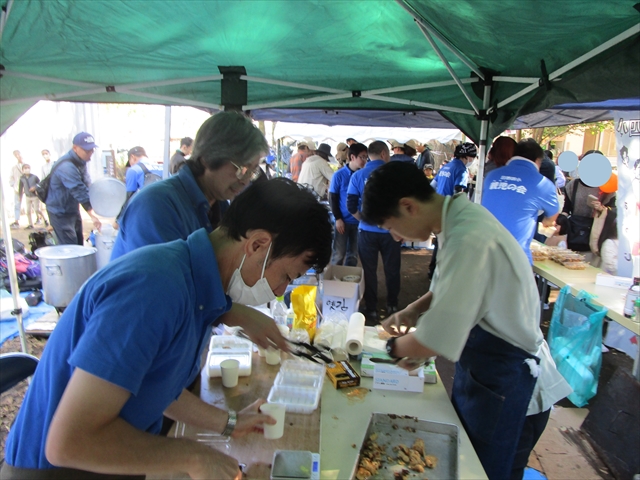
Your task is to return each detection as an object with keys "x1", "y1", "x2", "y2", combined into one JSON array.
[
  {"x1": 138, "y1": 162, "x2": 162, "y2": 187},
  {"x1": 34, "y1": 158, "x2": 76, "y2": 203}
]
